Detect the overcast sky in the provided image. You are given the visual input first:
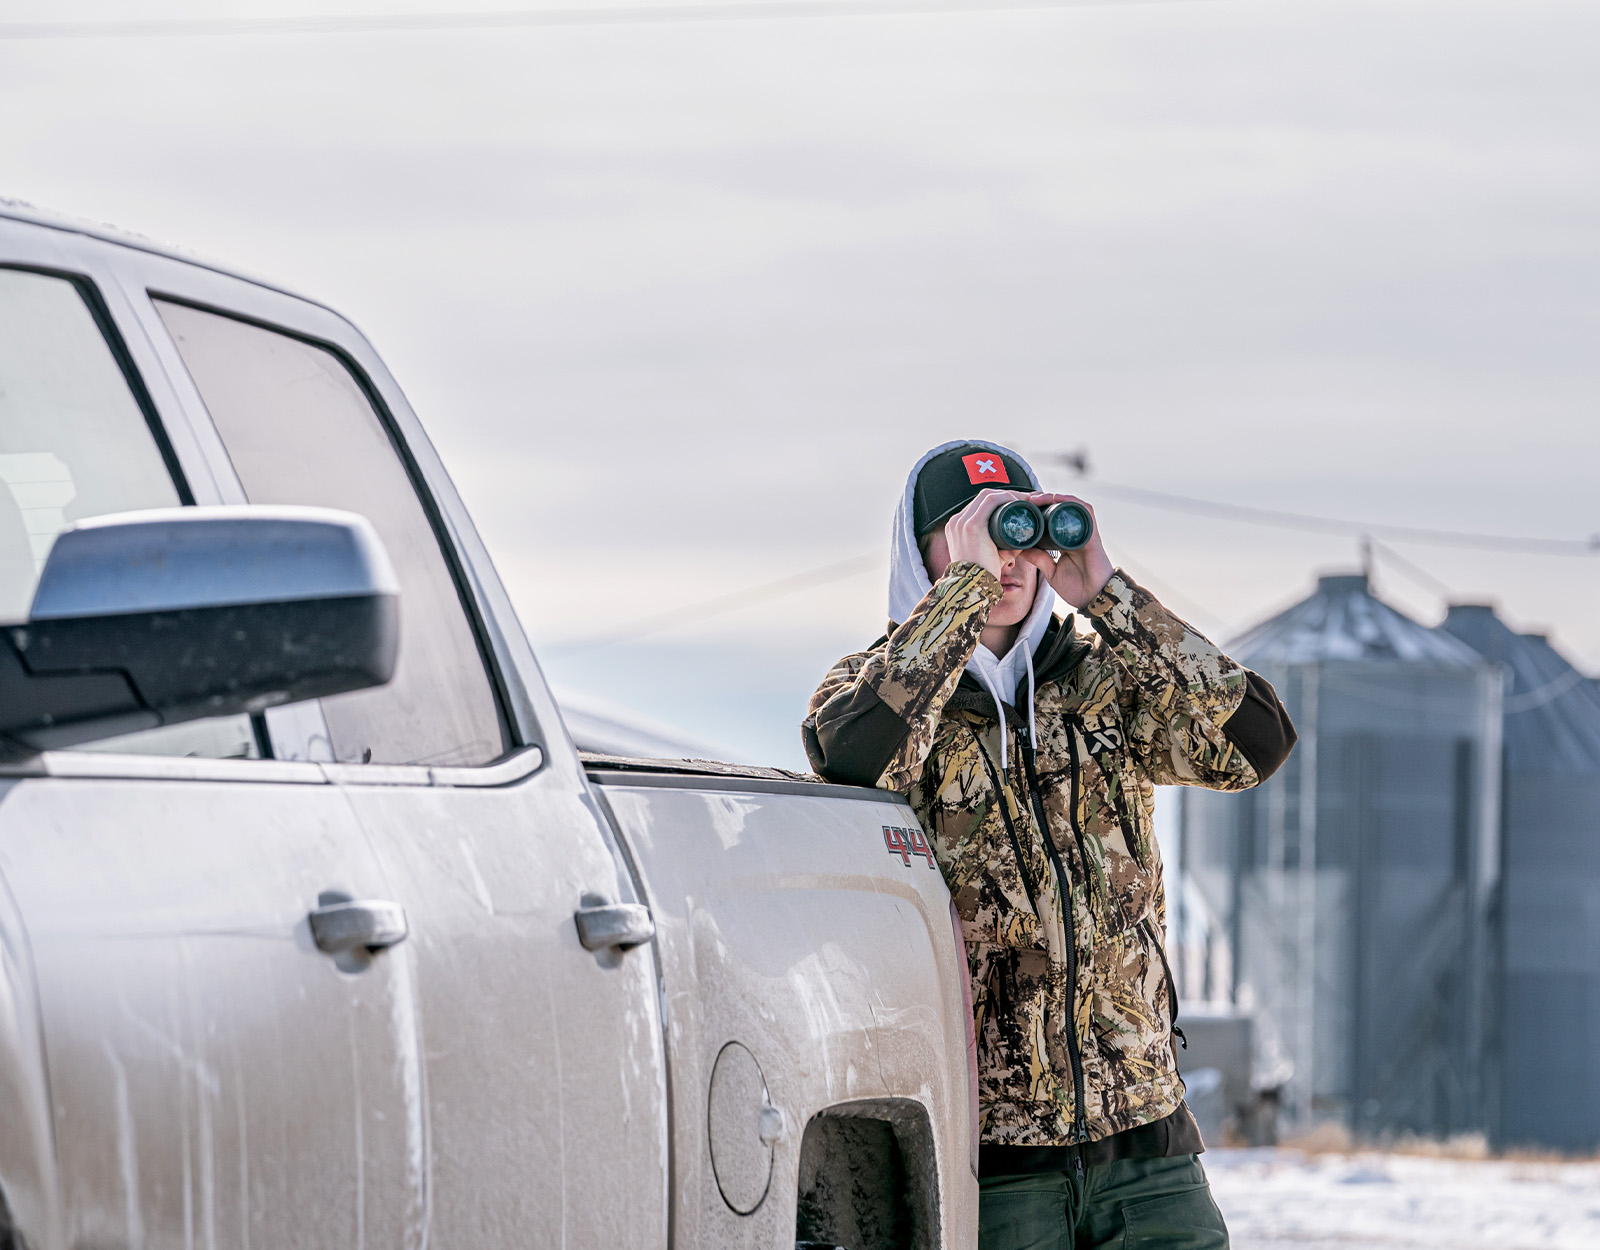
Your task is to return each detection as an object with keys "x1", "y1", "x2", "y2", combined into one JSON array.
[{"x1": 4, "y1": 0, "x2": 1597, "y2": 765}]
